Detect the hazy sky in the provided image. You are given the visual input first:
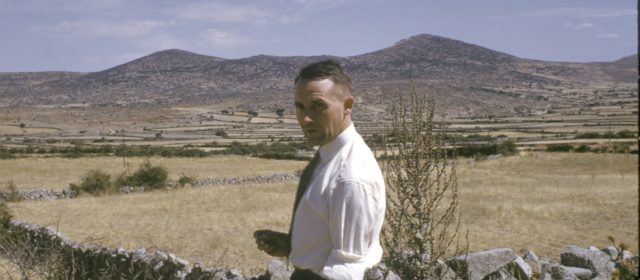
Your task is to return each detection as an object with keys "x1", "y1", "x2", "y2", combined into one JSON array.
[{"x1": 0, "y1": 0, "x2": 636, "y2": 72}]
